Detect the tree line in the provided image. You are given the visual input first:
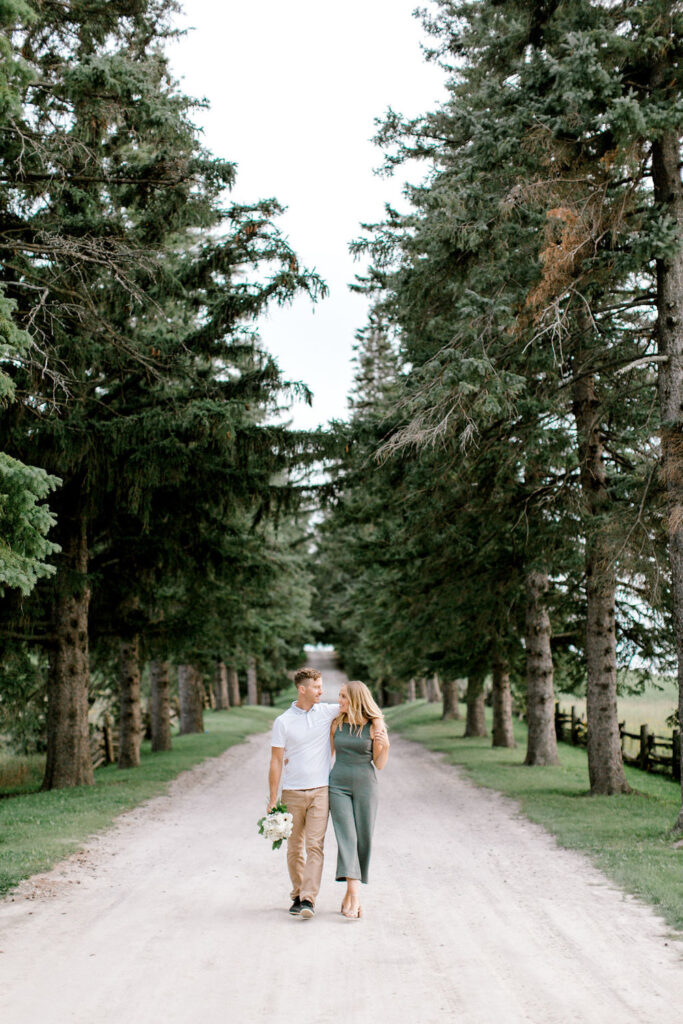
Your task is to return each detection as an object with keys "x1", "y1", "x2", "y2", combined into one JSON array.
[
  {"x1": 3, "y1": 0, "x2": 683, "y2": 840},
  {"x1": 313, "y1": 0, "x2": 683, "y2": 830},
  {"x1": 0, "y1": 0, "x2": 325, "y2": 787}
]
